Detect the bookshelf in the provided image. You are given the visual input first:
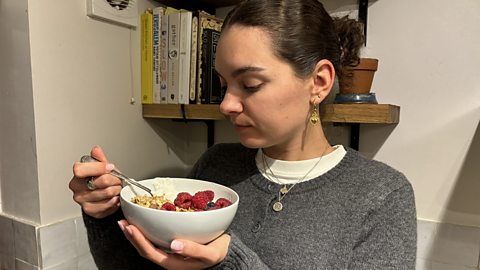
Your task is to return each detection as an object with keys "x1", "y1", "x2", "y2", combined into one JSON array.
[
  {"x1": 143, "y1": 104, "x2": 400, "y2": 149},
  {"x1": 146, "y1": 0, "x2": 383, "y2": 149},
  {"x1": 143, "y1": 104, "x2": 399, "y2": 123}
]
